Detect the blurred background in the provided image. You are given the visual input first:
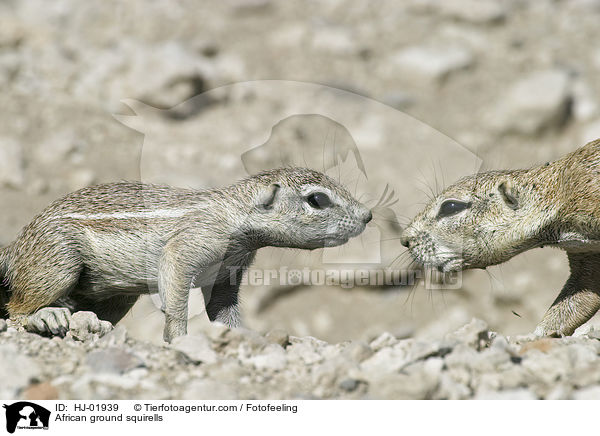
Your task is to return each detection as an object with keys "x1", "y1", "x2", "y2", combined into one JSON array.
[{"x1": 0, "y1": 0, "x2": 599, "y2": 344}]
